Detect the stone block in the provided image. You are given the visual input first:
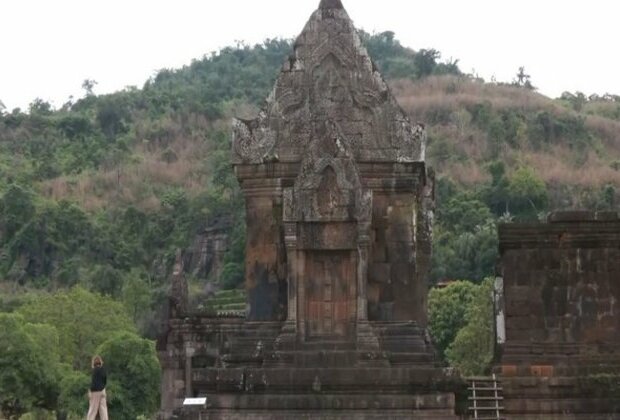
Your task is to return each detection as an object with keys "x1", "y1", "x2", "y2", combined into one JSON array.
[
  {"x1": 390, "y1": 263, "x2": 412, "y2": 283},
  {"x1": 368, "y1": 263, "x2": 391, "y2": 283},
  {"x1": 502, "y1": 365, "x2": 518, "y2": 377},
  {"x1": 386, "y1": 241, "x2": 413, "y2": 262},
  {"x1": 548, "y1": 211, "x2": 619, "y2": 223},
  {"x1": 371, "y1": 243, "x2": 387, "y2": 263},
  {"x1": 386, "y1": 223, "x2": 413, "y2": 242},
  {"x1": 530, "y1": 365, "x2": 553, "y2": 377}
]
